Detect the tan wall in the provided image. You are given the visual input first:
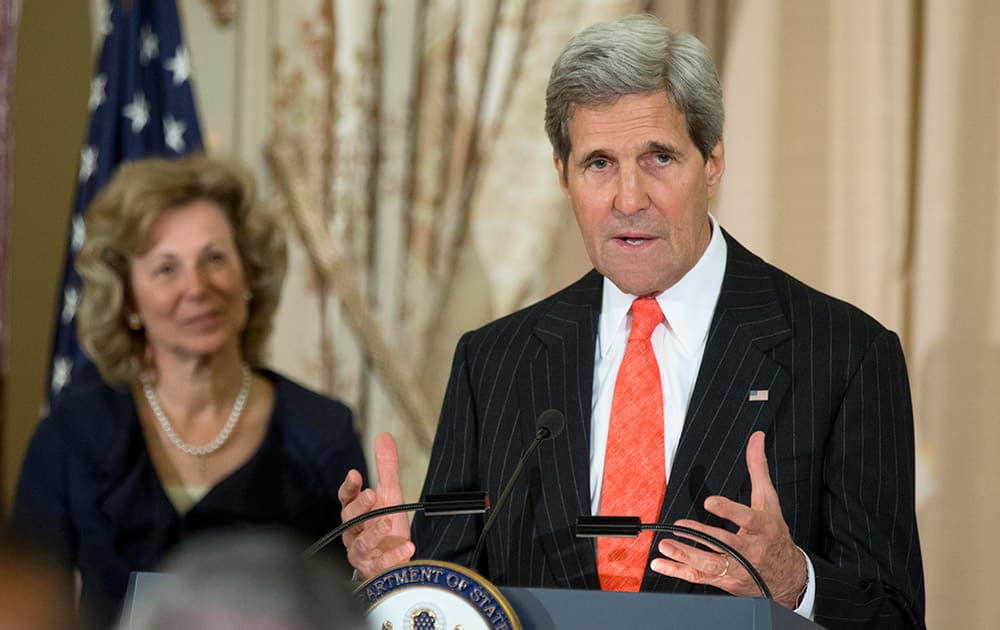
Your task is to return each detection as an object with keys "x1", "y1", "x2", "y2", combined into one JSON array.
[{"x1": 3, "y1": 3, "x2": 91, "y2": 508}]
